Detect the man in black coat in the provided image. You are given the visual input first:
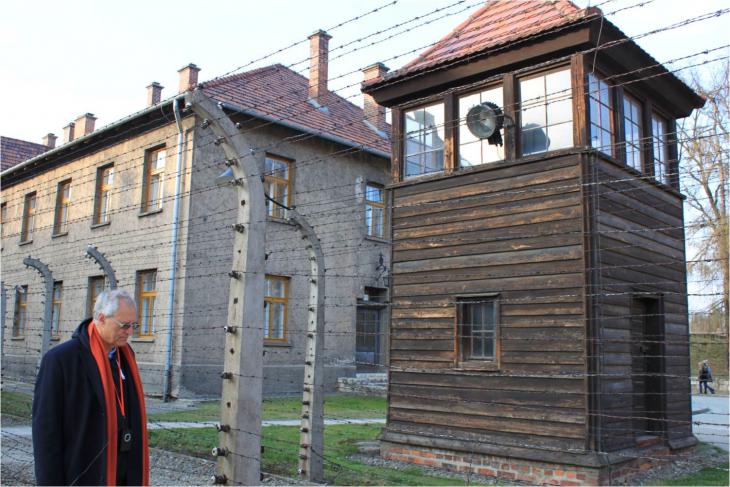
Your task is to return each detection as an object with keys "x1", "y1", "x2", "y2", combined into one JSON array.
[{"x1": 32, "y1": 289, "x2": 149, "y2": 486}]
